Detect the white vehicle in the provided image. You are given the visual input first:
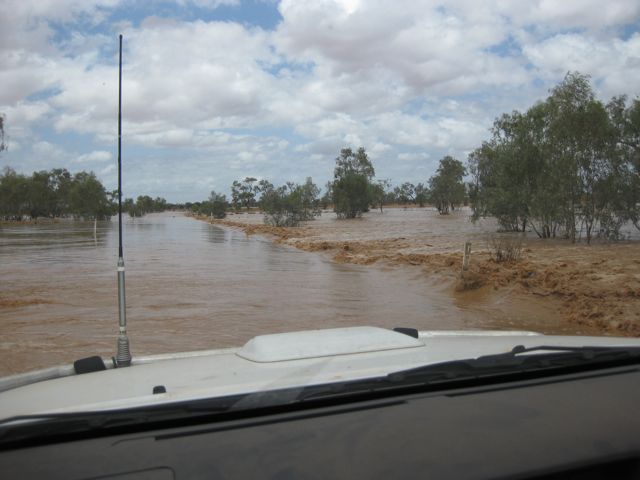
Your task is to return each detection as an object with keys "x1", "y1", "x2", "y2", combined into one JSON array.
[{"x1": 1, "y1": 326, "x2": 640, "y2": 479}]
